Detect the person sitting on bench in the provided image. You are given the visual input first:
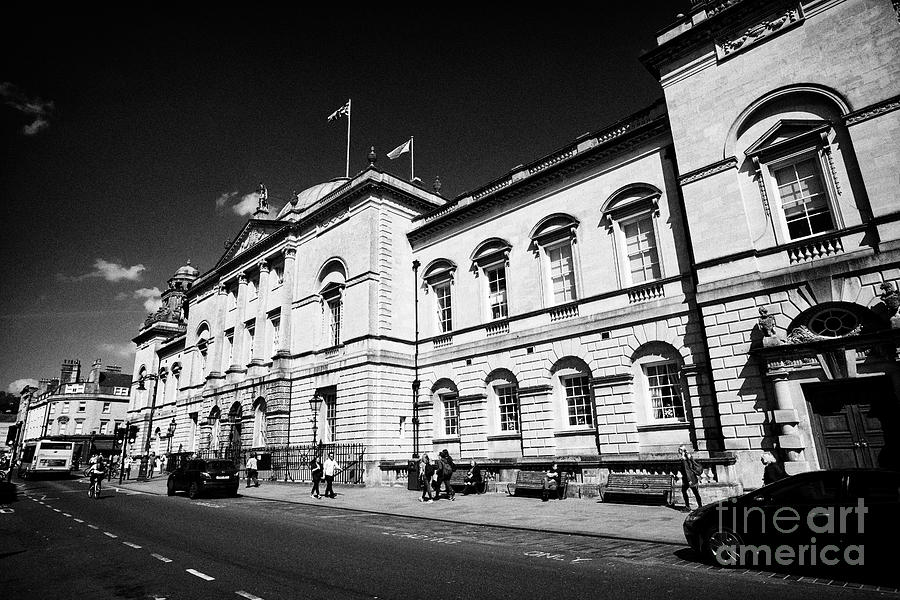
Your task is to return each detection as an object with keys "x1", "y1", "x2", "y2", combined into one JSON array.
[
  {"x1": 463, "y1": 459, "x2": 482, "y2": 494},
  {"x1": 542, "y1": 463, "x2": 560, "y2": 502}
]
